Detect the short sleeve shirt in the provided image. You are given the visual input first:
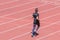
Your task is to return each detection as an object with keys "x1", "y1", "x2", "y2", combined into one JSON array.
[{"x1": 33, "y1": 13, "x2": 39, "y2": 24}]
